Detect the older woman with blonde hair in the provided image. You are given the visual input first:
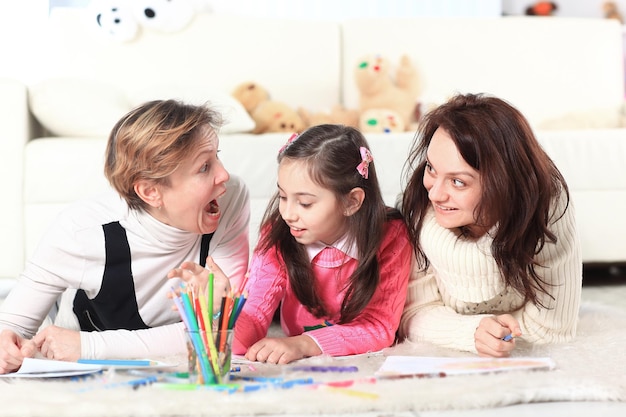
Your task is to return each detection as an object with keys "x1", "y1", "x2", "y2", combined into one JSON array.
[{"x1": 0, "y1": 100, "x2": 249, "y2": 373}]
